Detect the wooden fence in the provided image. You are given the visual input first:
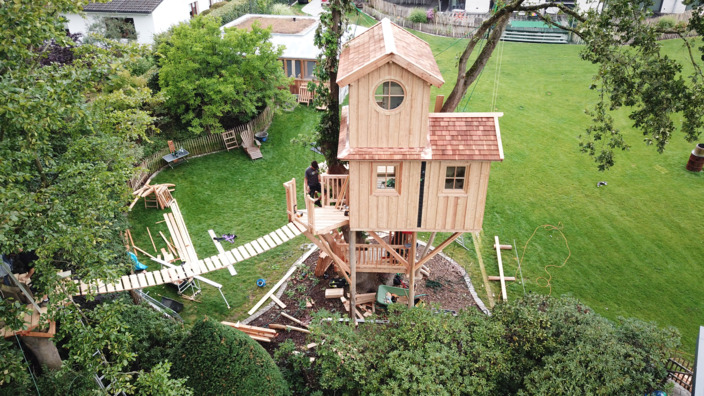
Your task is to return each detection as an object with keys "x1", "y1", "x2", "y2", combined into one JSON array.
[
  {"x1": 129, "y1": 107, "x2": 274, "y2": 189},
  {"x1": 364, "y1": 0, "x2": 486, "y2": 38}
]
